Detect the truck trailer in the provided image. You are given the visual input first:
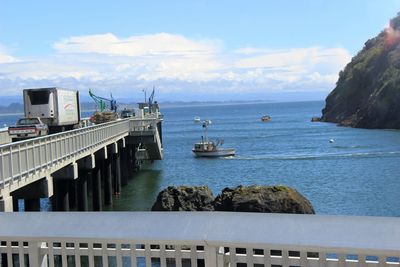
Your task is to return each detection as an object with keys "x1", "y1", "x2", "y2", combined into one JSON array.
[{"x1": 23, "y1": 88, "x2": 81, "y2": 133}]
